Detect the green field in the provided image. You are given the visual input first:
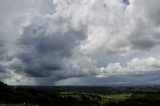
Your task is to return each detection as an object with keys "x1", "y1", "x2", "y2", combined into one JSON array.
[
  {"x1": 100, "y1": 94, "x2": 131, "y2": 104},
  {"x1": 1, "y1": 81, "x2": 160, "y2": 106},
  {"x1": 60, "y1": 92, "x2": 131, "y2": 105}
]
